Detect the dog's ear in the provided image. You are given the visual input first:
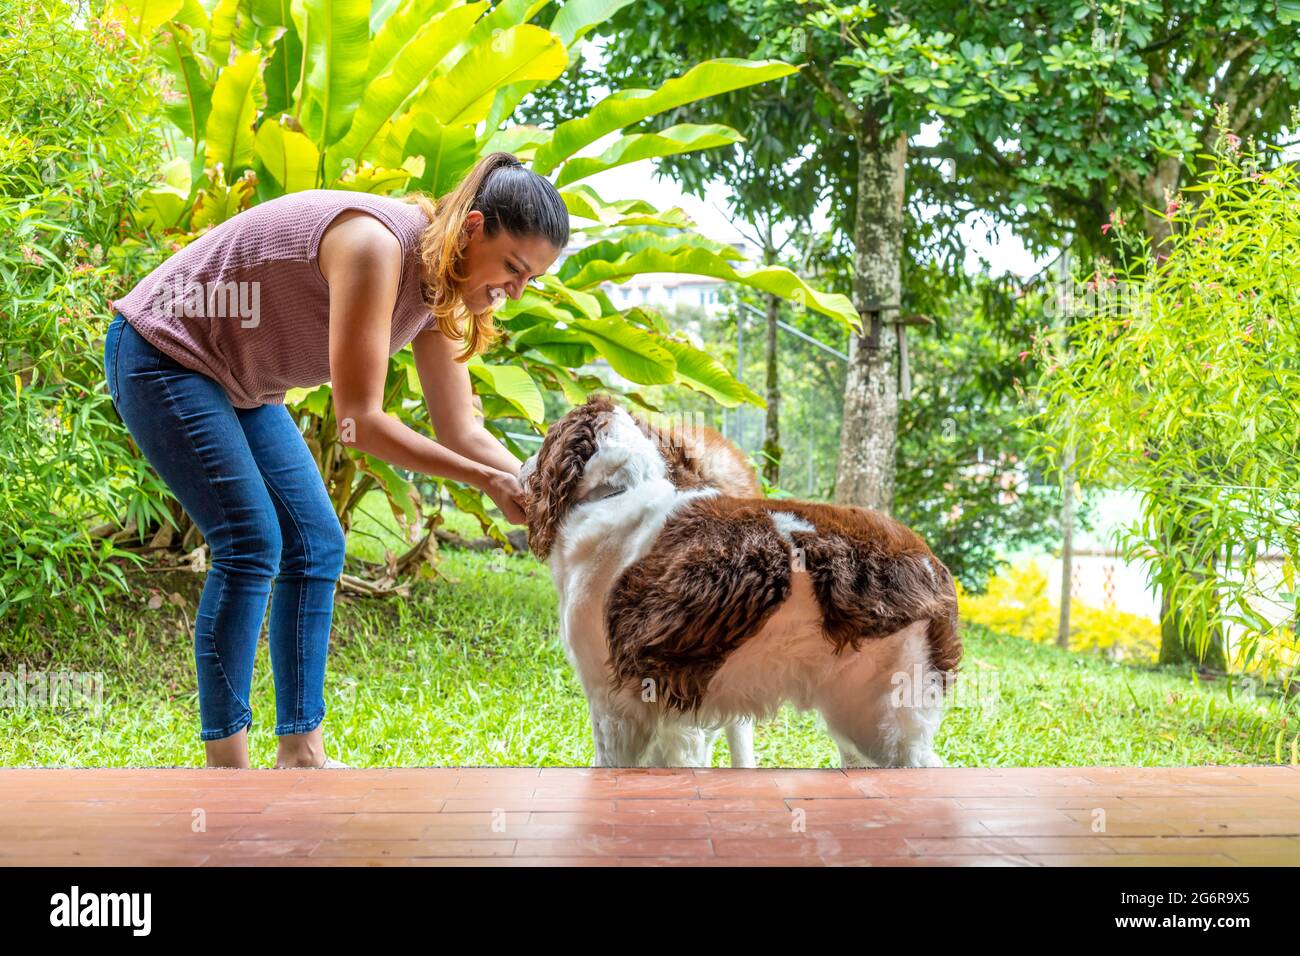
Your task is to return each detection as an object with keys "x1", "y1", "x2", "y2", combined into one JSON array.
[{"x1": 524, "y1": 393, "x2": 617, "y2": 560}]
